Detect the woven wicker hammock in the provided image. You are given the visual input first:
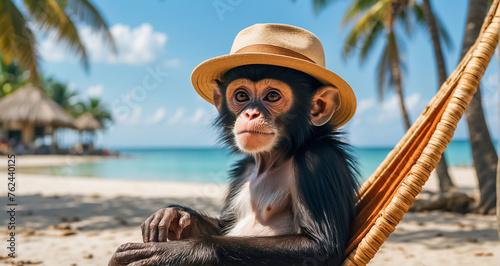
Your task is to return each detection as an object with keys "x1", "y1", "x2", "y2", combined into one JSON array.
[{"x1": 342, "y1": 1, "x2": 500, "y2": 265}]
